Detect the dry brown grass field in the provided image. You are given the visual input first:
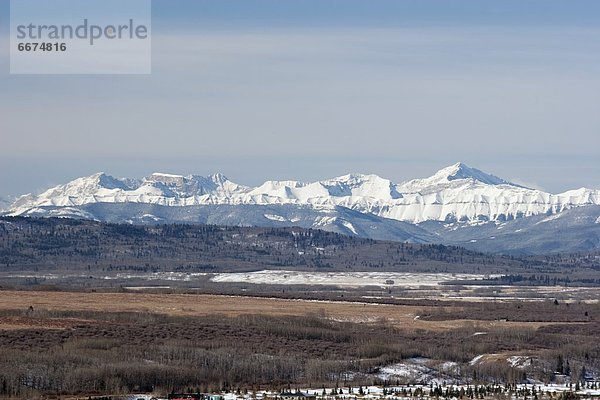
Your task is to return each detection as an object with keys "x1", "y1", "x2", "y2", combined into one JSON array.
[
  {"x1": 0, "y1": 289, "x2": 598, "y2": 398},
  {"x1": 0, "y1": 291, "x2": 571, "y2": 332}
]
